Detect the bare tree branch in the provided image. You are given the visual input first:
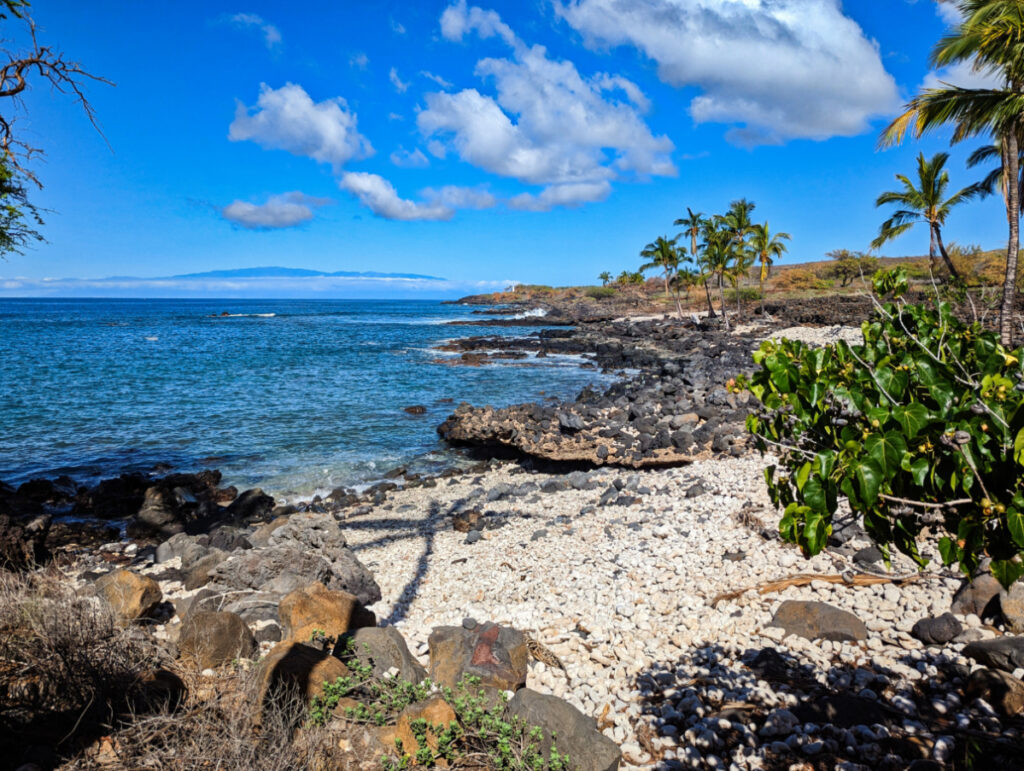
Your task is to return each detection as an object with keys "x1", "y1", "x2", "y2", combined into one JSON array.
[{"x1": 0, "y1": 18, "x2": 113, "y2": 186}]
